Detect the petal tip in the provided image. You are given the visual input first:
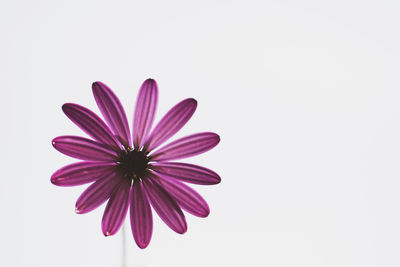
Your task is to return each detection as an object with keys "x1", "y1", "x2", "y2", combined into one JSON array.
[
  {"x1": 92, "y1": 81, "x2": 107, "y2": 91},
  {"x1": 50, "y1": 175, "x2": 59, "y2": 185},
  {"x1": 204, "y1": 207, "x2": 211, "y2": 217},
  {"x1": 62, "y1": 103, "x2": 73, "y2": 111},
  {"x1": 188, "y1": 98, "x2": 197, "y2": 106},
  {"x1": 214, "y1": 133, "x2": 221, "y2": 144},
  {"x1": 61, "y1": 103, "x2": 77, "y2": 116},
  {"x1": 176, "y1": 221, "x2": 188, "y2": 234},
  {"x1": 199, "y1": 212, "x2": 210, "y2": 218},
  {"x1": 180, "y1": 98, "x2": 197, "y2": 109},
  {"x1": 141, "y1": 78, "x2": 158, "y2": 89},
  {"x1": 141, "y1": 78, "x2": 158, "y2": 92},
  {"x1": 137, "y1": 241, "x2": 150, "y2": 249},
  {"x1": 179, "y1": 227, "x2": 188, "y2": 234},
  {"x1": 186, "y1": 98, "x2": 198, "y2": 113},
  {"x1": 92, "y1": 81, "x2": 100, "y2": 90},
  {"x1": 51, "y1": 138, "x2": 57, "y2": 147}
]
